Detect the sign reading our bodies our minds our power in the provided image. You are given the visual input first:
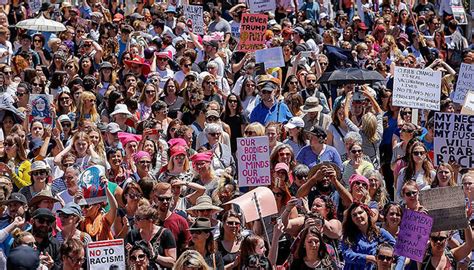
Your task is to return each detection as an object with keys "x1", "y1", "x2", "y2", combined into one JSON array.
[
  {"x1": 434, "y1": 112, "x2": 474, "y2": 167},
  {"x1": 236, "y1": 136, "x2": 270, "y2": 187},
  {"x1": 392, "y1": 67, "x2": 441, "y2": 110}
]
